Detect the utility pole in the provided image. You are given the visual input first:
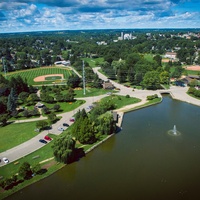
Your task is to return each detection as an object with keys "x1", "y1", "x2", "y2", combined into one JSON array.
[{"x1": 82, "y1": 60, "x2": 86, "y2": 95}]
